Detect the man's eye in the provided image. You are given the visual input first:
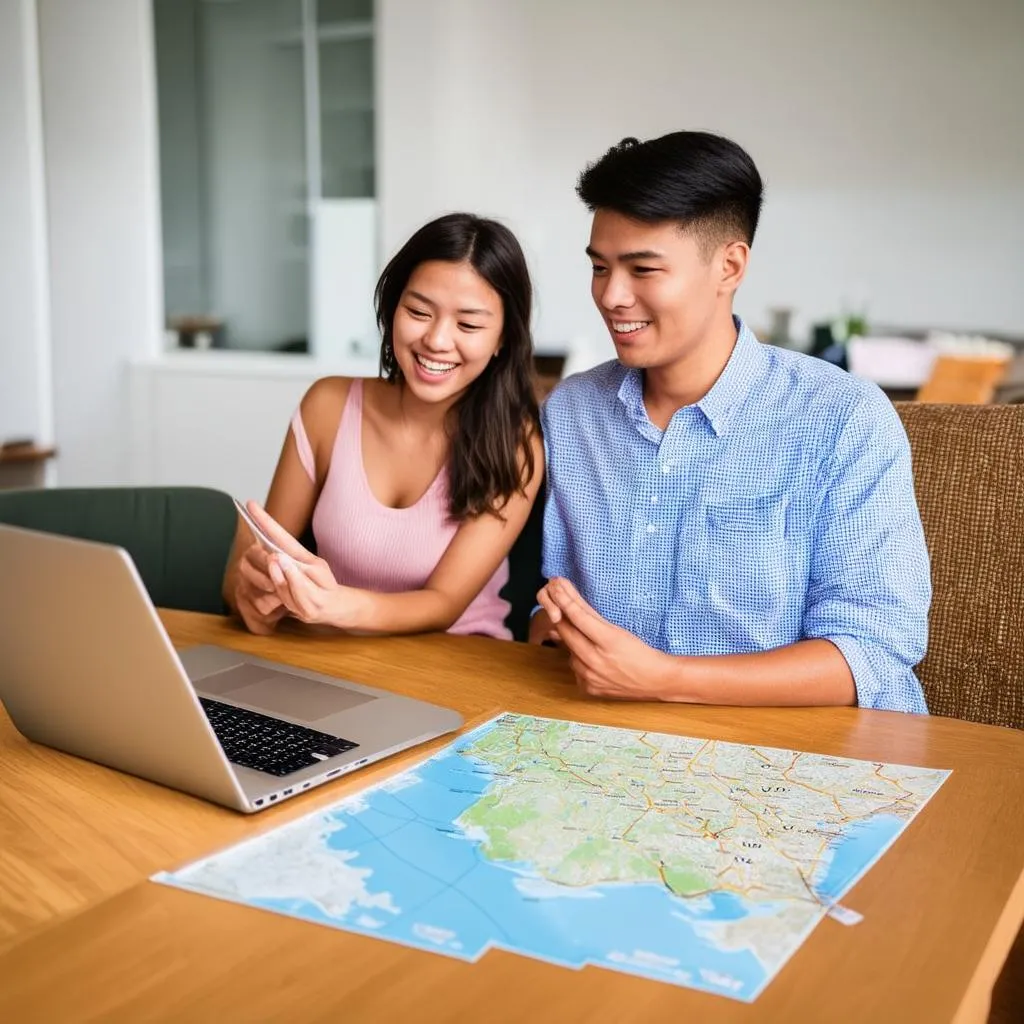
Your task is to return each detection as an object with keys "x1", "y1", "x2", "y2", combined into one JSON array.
[
  {"x1": 590, "y1": 264, "x2": 608, "y2": 276},
  {"x1": 633, "y1": 266, "x2": 657, "y2": 275}
]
